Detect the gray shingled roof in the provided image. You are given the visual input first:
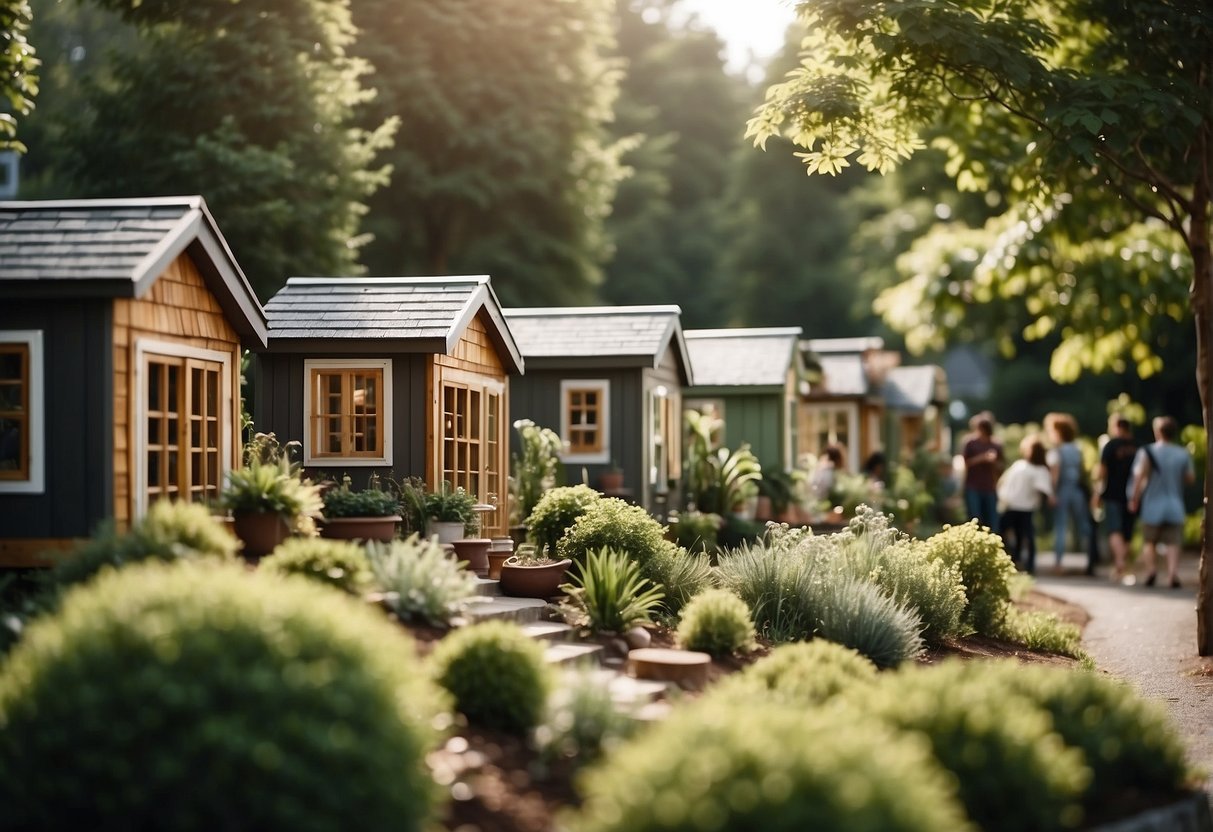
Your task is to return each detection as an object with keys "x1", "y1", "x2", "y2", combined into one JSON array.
[
  {"x1": 684, "y1": 328, "x2": 801, "y2": 388},
  {"x1": 884, "y1": 365, "x2": 947, "y2": 411},
  {"x1": 263, "y1": 276, "x2": 524, "y2": 373},
  {"x1": 818, "y1": 354, "x2": 870, "y2": 396}
]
